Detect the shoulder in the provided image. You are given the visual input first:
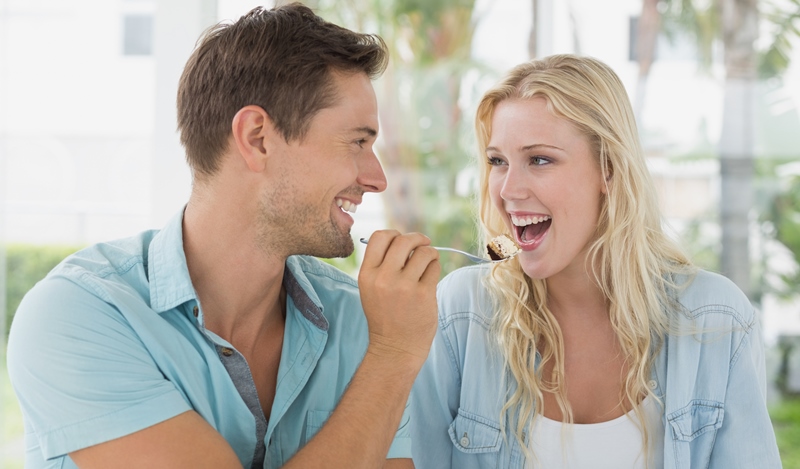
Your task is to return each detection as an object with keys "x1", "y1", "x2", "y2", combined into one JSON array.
[
  {"x1": 17, "y1": 231, "x2": 156, "y2": 313},
  {"x1": 673, "y1": 269, "x2": 756, "y2": 329},
  {"x1": 45, "y1": 231, "x2": 156, "y2": 296},
  {"x1": 663, "y1": 269, "x2": 760, "y2": 372},
  {"x1": 436, "y1": 265, "x2": 495, "y2": 330}
]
